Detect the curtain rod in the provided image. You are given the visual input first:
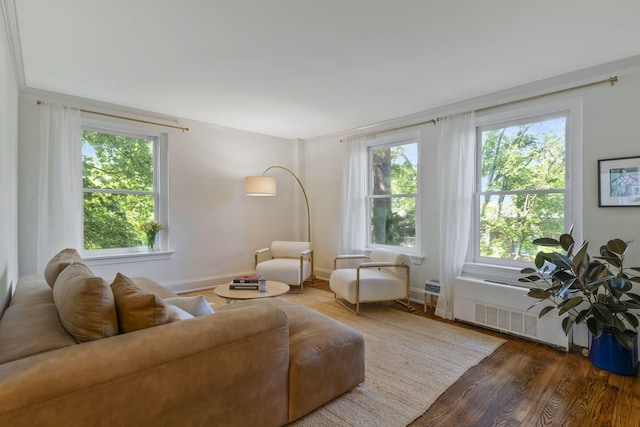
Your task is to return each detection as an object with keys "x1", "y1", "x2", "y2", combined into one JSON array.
[
  {"x1": 36, "y1": 100, "x2": 189, "y2": 132},
  {"x1": 340, "y1": 76, "x2": 618, "y2": 142}
]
